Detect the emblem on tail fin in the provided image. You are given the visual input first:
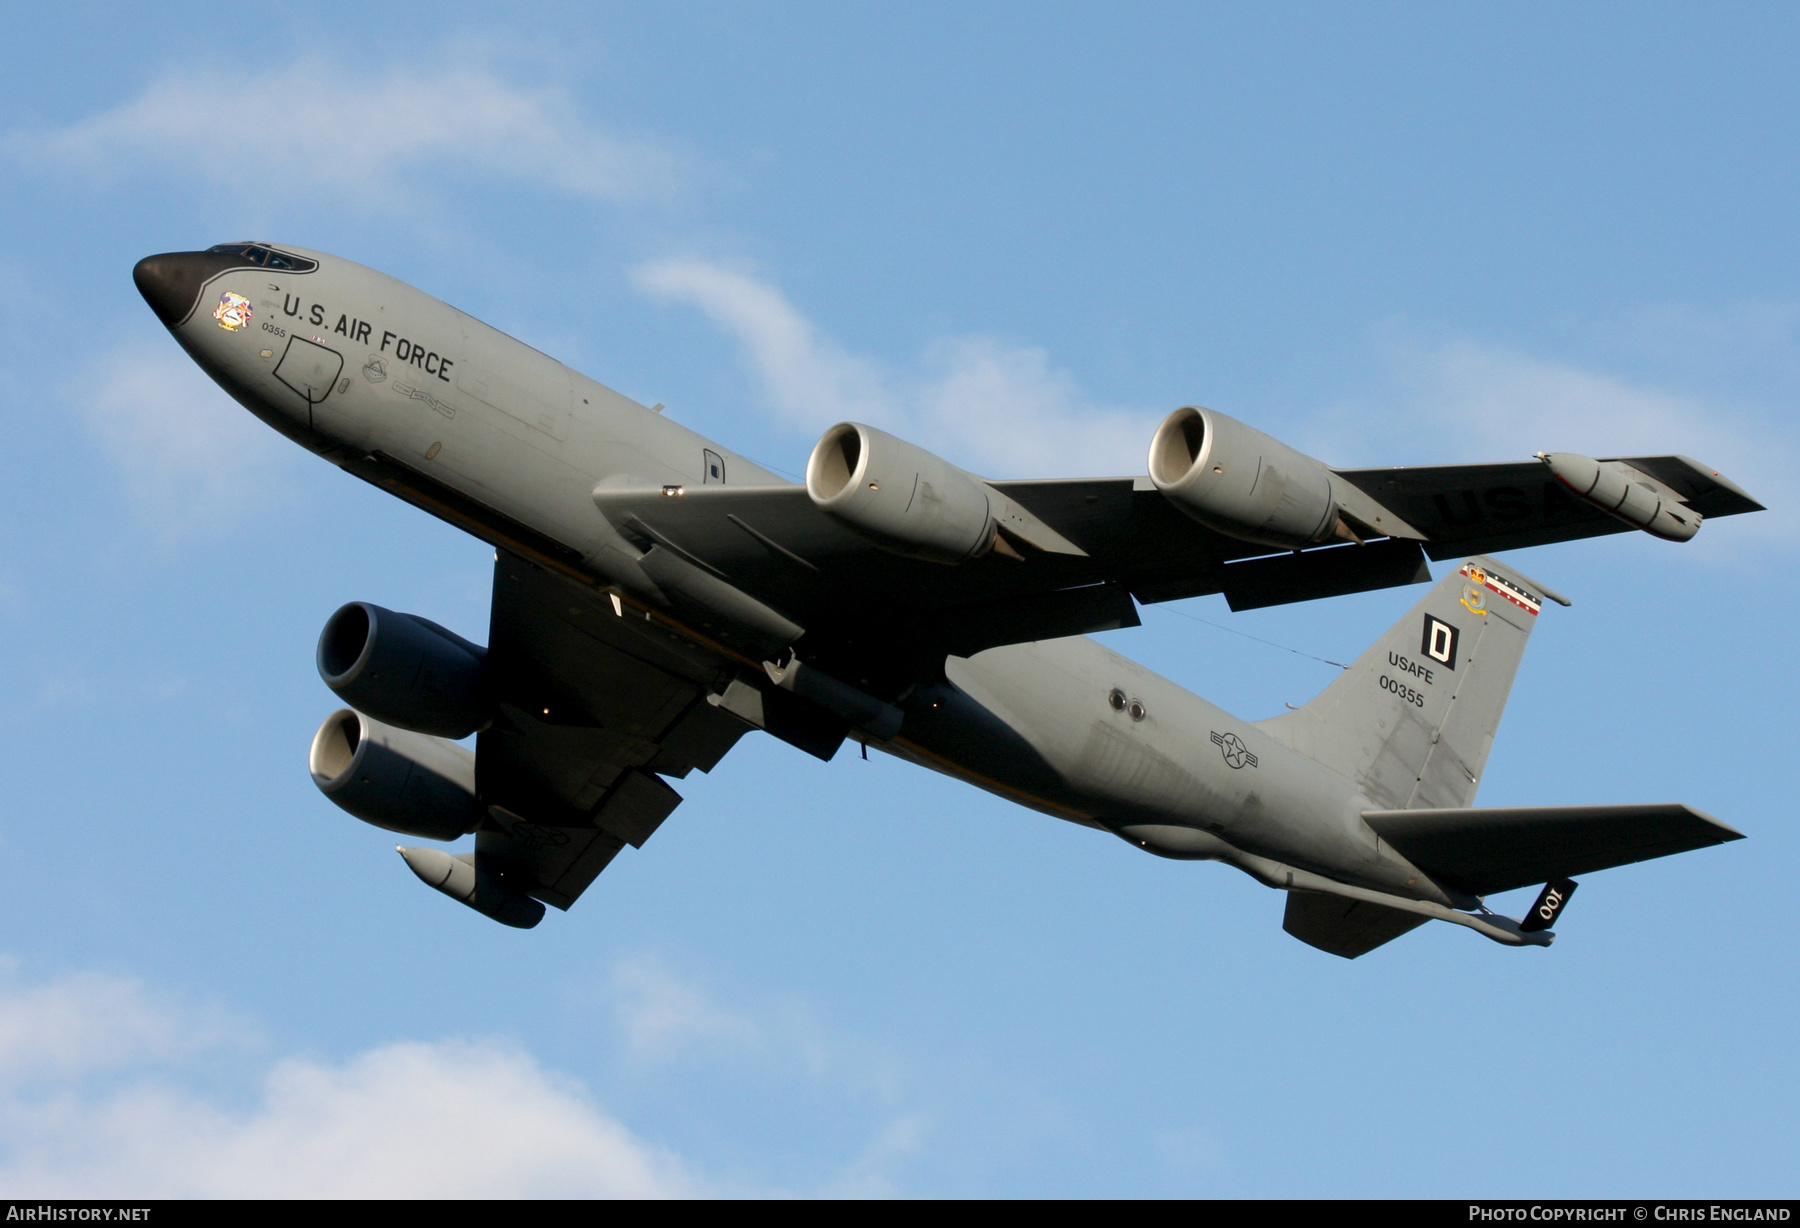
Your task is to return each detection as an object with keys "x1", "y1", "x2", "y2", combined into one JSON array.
[
  {"x1": 1458, "y1": 561, "x2": 1542, "y2": 616},
  {"x1": 1422, "y1": 616, "x2": 1460, "y2": 669},
  {"x1": 1459, "y1": 565, "x2": 1490, "y2": 615}
]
